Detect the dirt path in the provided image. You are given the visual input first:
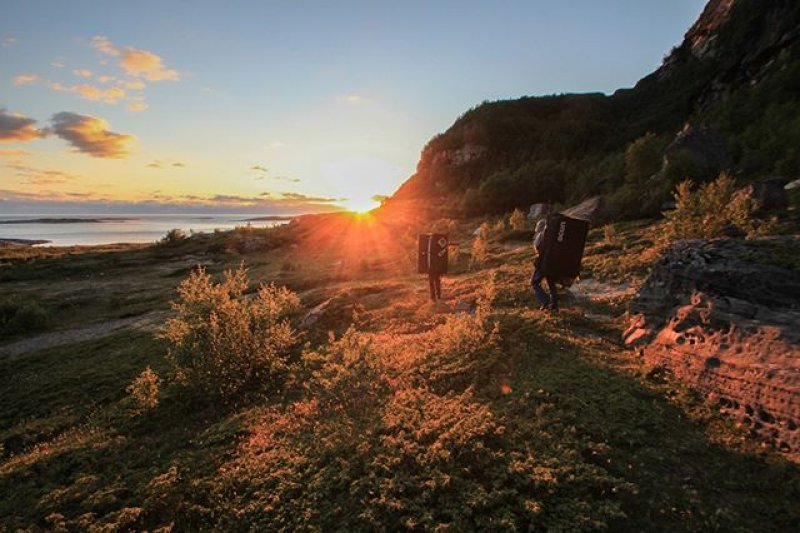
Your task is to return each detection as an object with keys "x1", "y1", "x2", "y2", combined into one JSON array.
[{"x1": 0, "y1": 311, "x2": 167, "y2": 358}]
